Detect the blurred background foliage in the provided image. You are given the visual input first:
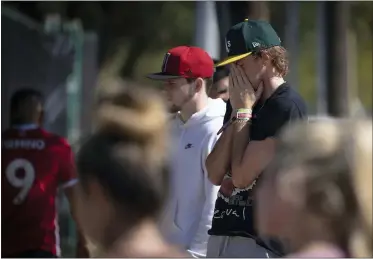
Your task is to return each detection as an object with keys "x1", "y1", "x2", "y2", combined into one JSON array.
[{"x1": 5, "y1": 1, "x2": 373, "y2": 111}]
